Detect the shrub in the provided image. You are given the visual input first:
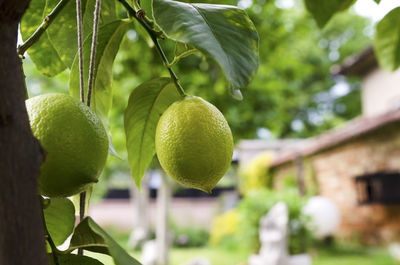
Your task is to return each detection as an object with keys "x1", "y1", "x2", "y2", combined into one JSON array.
[
  {"x1": 238, "y1": 152, "x2": 274, "y2": 195},
  {"x1": 170, "y1": 225, "x2": 209, "y2": 248},
  {"x1": 209, "y1": 209, "x2": 239, "y2": 246}
]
